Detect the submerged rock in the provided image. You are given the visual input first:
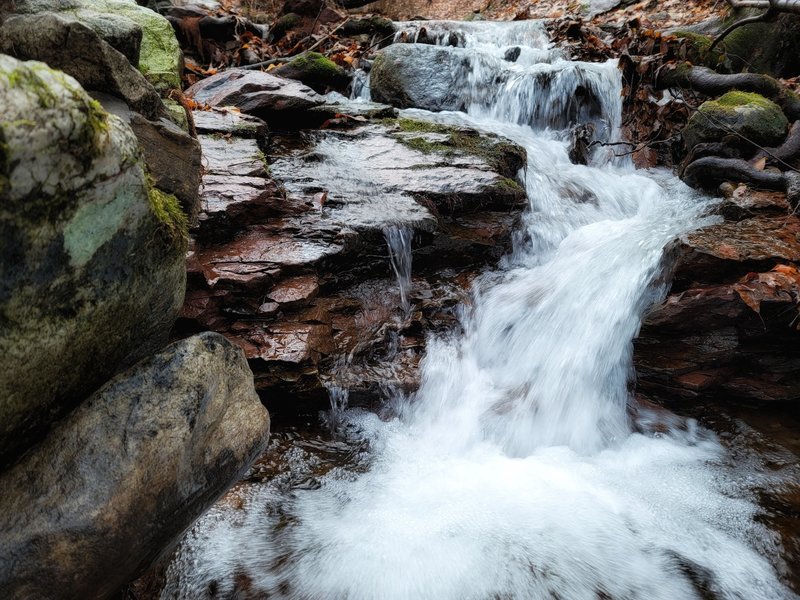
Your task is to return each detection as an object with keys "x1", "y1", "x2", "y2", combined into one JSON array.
[
  {"x1": 0, "y1": 56, "x2": 186, "y2": 464},
  {"x1": 0, "y1": 332, "x2": 270, "y2": 600}
]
